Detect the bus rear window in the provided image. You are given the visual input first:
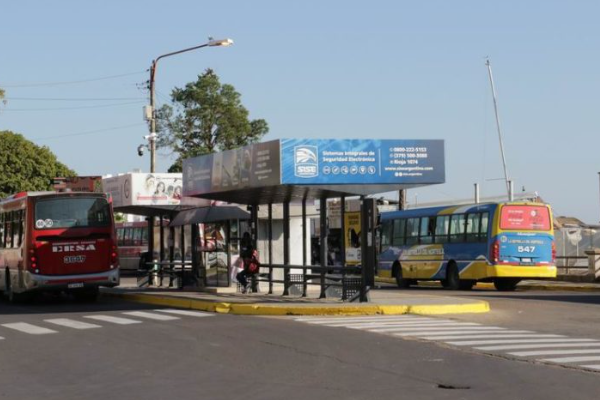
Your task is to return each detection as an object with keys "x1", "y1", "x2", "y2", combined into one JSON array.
[
  {"x1": 500, "y1": 205, "x2": 550, "y2": 231},
  {"x1": 35, "y1": 197, "x2": 111, "y2": 229}
]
